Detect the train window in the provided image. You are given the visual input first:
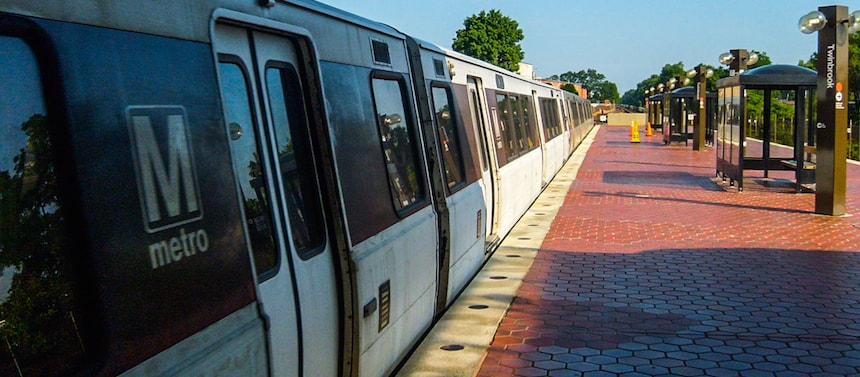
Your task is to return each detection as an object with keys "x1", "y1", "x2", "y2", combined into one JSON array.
[
  {"x1": 494, "y1": 93, "x2": 539, "y2": 157},
  {"x1": 519, "y1": 96, "x2": 535, "y2": 150},
  {"x1": 495, "y1": 94, "x2": 513, "y2": 158},
  {"x1": 219, "y1": 61, "x2": 278, "y2": 276},
  {"x1": 431, "y1": 85, "x2": 465, "y2": 189},
  {"x1": 265, "y1": 64, "x2": 325, "y2": 257},
  {"x1": 0, "y1": 36, "x2": 85, "y2": 377},
  {"x1": 371, "y1": 75, "x2": 425, "y2": 212},
  {"x1": 467, "y1": 87, "x2": 489, "y2": 171},
  {"x1": 540, "y1": 98, "x2": 561, "y2": 140},
  {"x1": 510, "y1": 95, "x2": 523, "y2": 151}
]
